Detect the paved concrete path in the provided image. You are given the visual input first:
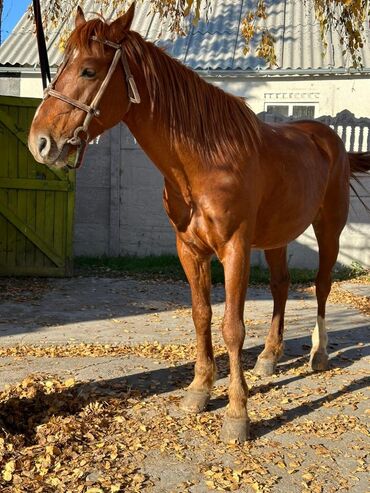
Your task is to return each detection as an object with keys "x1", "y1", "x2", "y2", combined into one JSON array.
[{"x1": 0, "y1": 276, "x2": 368, "y2": 492}]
